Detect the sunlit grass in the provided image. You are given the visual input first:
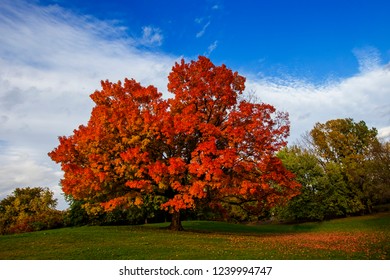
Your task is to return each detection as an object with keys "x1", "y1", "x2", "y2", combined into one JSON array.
[{"x1": 0, "y1": 212, "x2": 388, "y2": 260}]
